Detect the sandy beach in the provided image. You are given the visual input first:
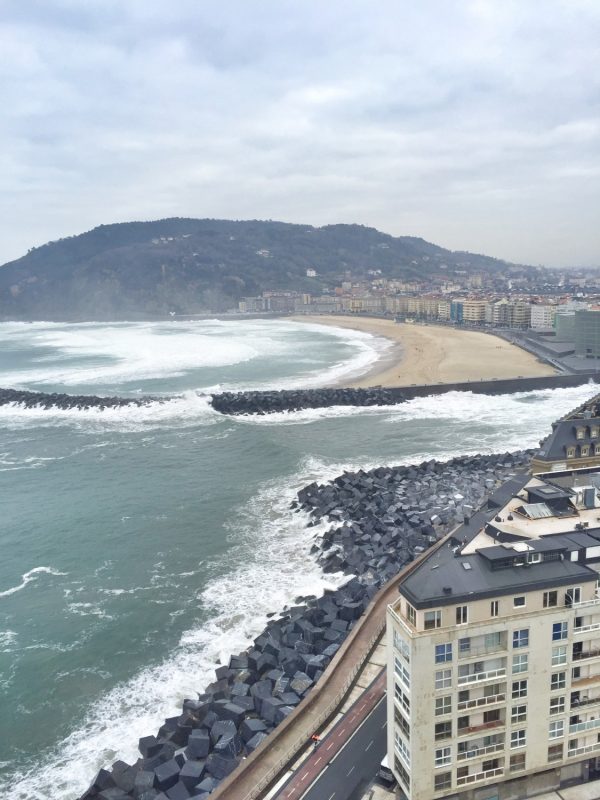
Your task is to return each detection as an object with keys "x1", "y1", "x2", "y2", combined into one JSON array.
[{"x1": 291, "y1": 315, "x2": 557, "y2": 388}]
